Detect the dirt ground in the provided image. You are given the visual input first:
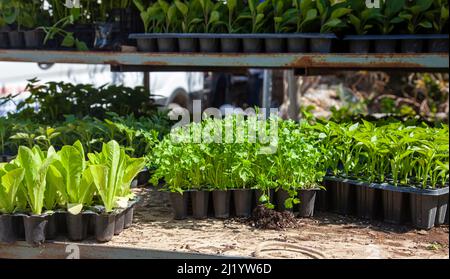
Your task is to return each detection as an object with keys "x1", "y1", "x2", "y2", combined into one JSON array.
[{"x1": 105, "y1": 188, "x2": 449, "y2": 259}]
